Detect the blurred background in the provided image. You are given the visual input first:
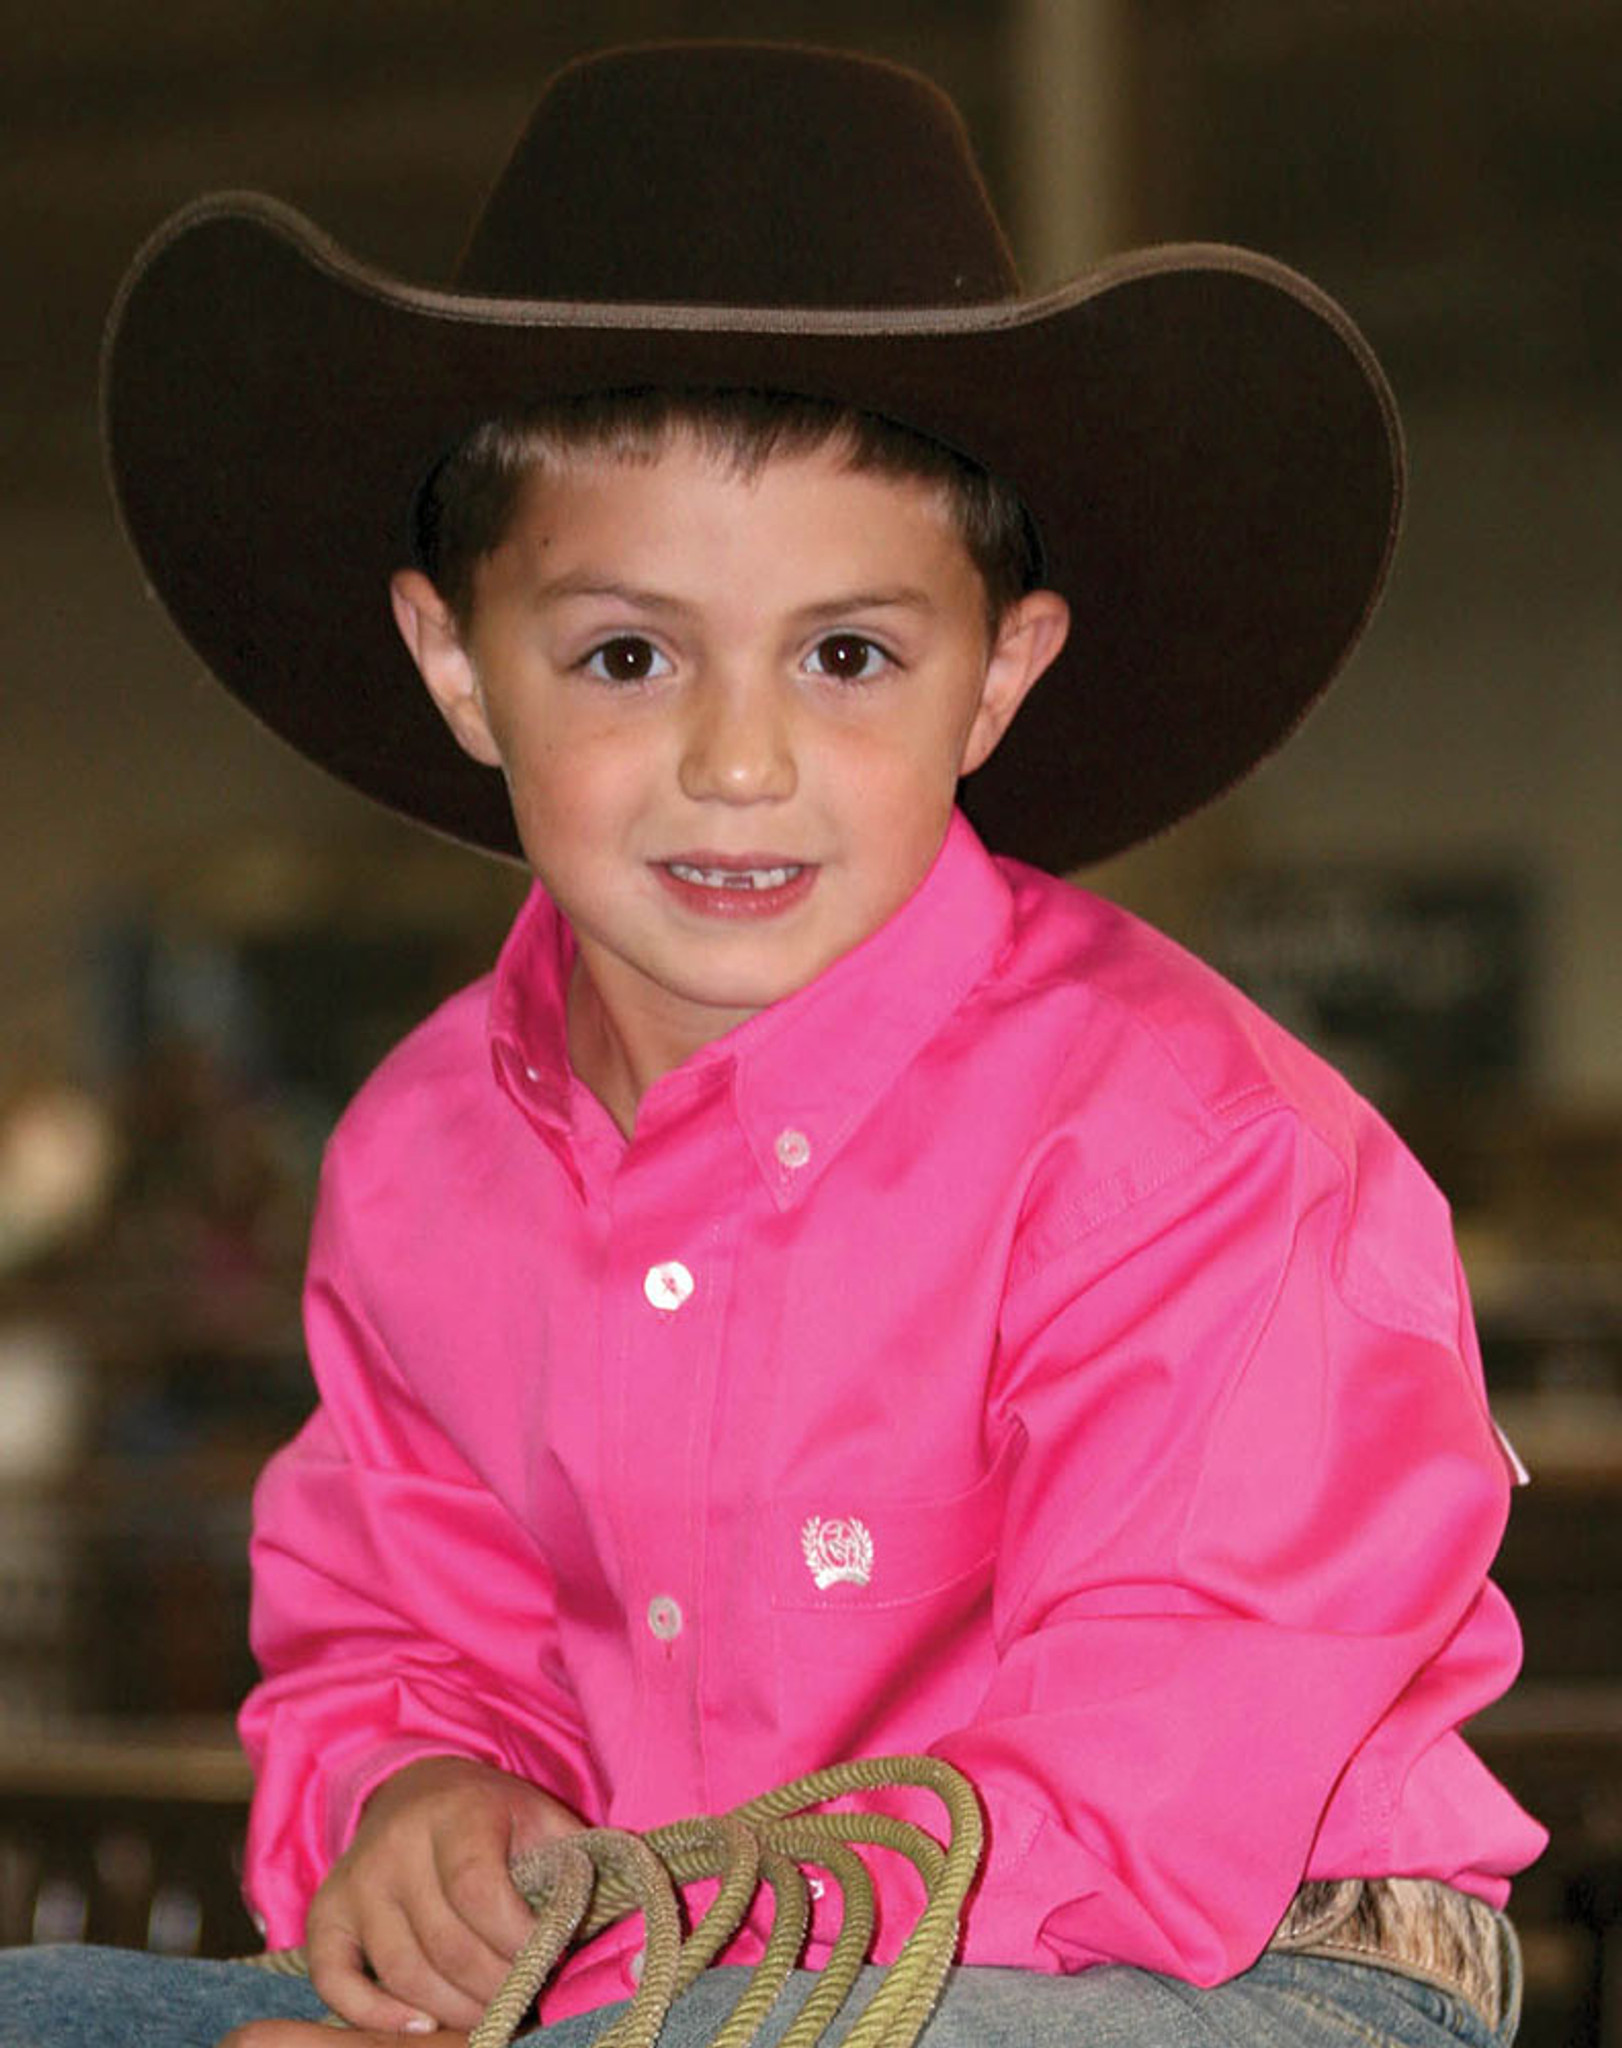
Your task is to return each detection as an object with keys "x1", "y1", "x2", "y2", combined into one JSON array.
[{"x1": 0, "y1": 0, "x2": 1618, "y2": 2037}]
